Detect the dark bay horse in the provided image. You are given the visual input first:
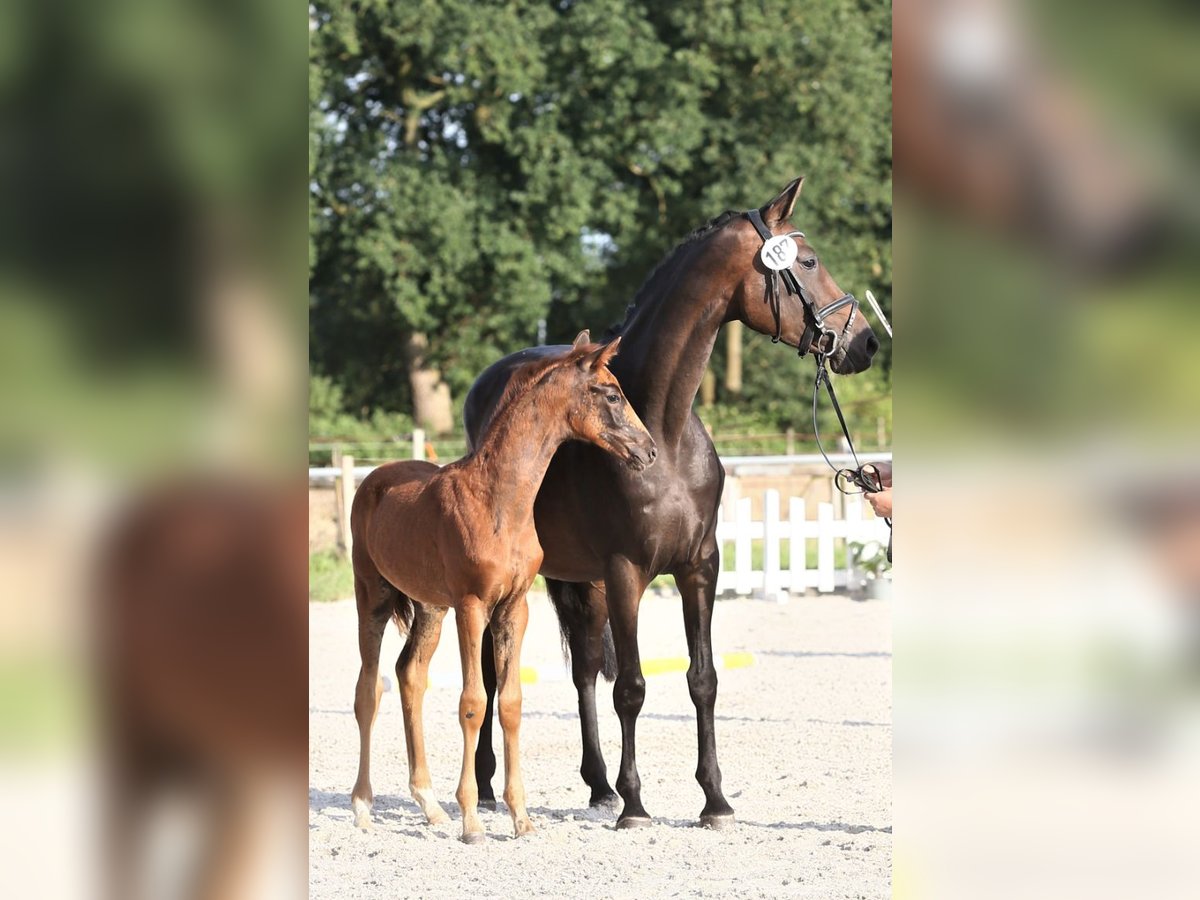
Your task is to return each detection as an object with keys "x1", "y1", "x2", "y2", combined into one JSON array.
[
  {"x1": 460, "y1": 179, "x2": 879, "y2": 829},
  {"x1": 349, "y1": 334, "x2": 655, "y2": 843}
]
